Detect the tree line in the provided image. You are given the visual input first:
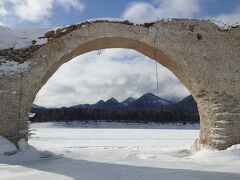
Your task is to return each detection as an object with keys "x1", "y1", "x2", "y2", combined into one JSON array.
[{"x1": 30, "y1": 108, "x2": 199, "y2": 124}]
